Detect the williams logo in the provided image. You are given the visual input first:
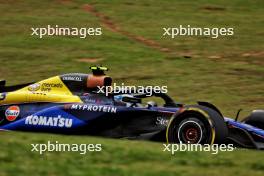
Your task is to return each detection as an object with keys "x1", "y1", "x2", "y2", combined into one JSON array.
[{"x1": 5, "y1": 106, "x2": 20, "y2": 121}]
